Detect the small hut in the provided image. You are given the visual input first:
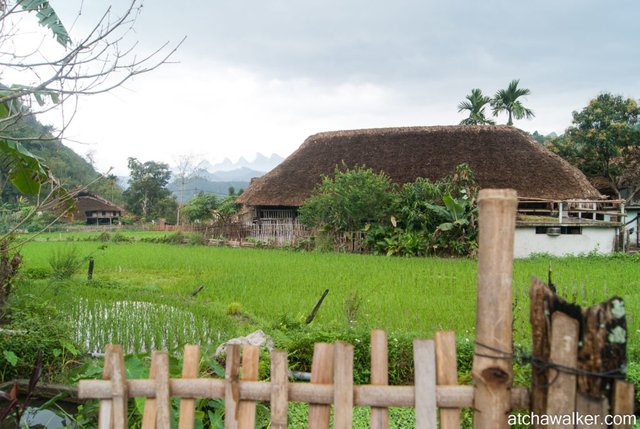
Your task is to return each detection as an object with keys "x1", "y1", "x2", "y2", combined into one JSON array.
[
  {"x1": 237, "y1": 125, "x2": 623, "y2": 256},
  {"x1": 71, "y1": 191, "x2": 124, "y2": 225}
]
